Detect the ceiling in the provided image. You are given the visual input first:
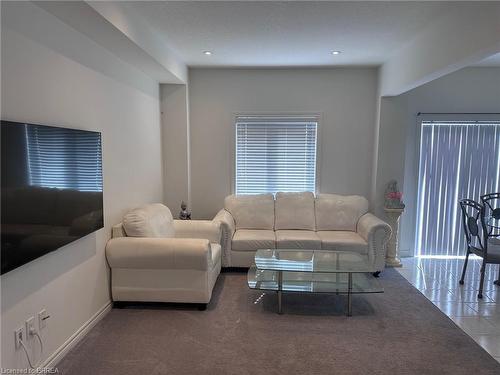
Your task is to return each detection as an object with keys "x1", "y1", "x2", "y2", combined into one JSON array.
[{"x1": 126, "y1": 1, "x2": 471, "y2": 68}]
